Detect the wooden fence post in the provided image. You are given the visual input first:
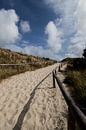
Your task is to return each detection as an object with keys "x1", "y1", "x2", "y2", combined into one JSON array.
[
  {"x1": 55, "y1": 70, "x2": 57, "y2": 75},
  {"x1": 53, "y1": 72, "x2": 56, "y2": 88},
  {"x1": 68, "y1": 106, "x2": 76, "y2": 130},
  {"x1": 58, "y1": 65, "x2": 60, "y2": 72}
]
